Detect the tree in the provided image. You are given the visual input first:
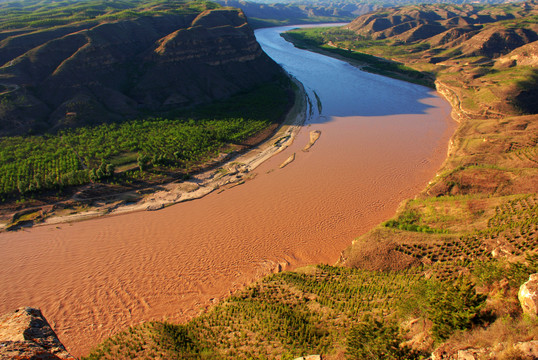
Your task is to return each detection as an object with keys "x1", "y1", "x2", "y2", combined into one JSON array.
[
  {"x1": 137, "y1": 153, "x2": 150, "y2": 171},
  {"x1": 105, "y1": 163, "x2": 115, "y2": 177},
  {"x1": 347, "y1": 316, "x2": 423, "y2": 360},
  {"x1": 426, "y1": 278, "x2": 487, "y2": 341}
]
